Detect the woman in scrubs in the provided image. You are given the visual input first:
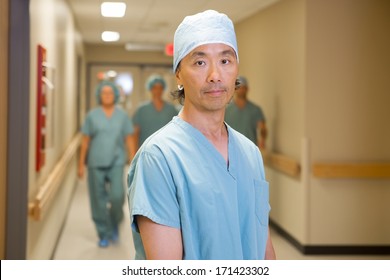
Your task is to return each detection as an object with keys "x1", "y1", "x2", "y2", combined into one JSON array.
[{"x1": 78, "y1": 81, "x2": 135, "y2": 247}]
